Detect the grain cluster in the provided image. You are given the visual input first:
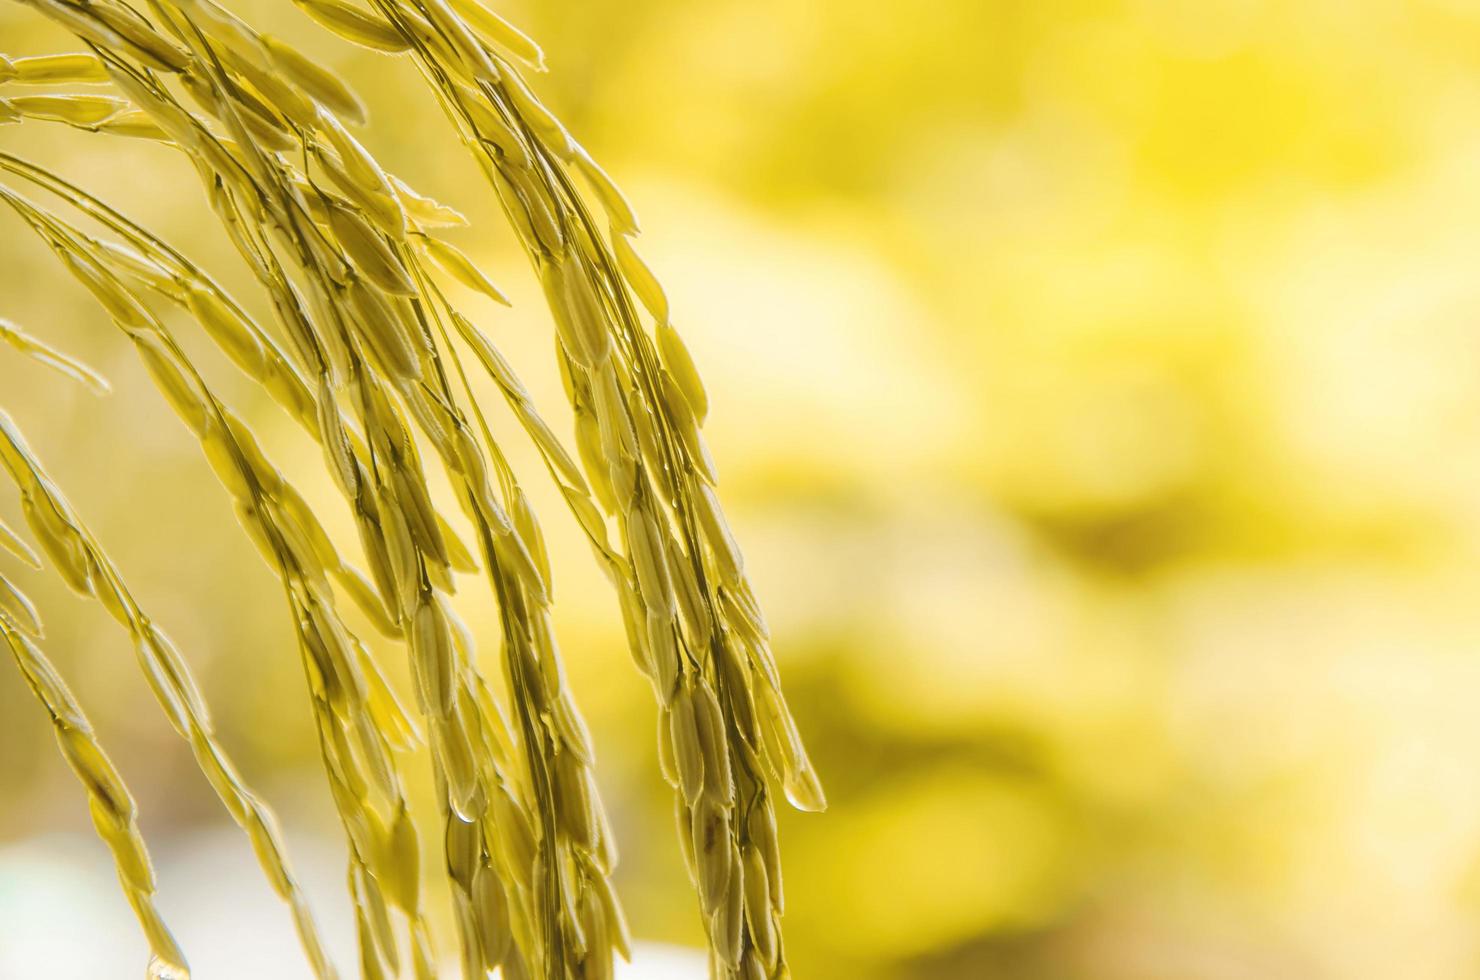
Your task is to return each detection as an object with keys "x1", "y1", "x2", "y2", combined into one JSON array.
[{"x1": 0, "y1": 2, "x2": 823, "y2": 978}]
